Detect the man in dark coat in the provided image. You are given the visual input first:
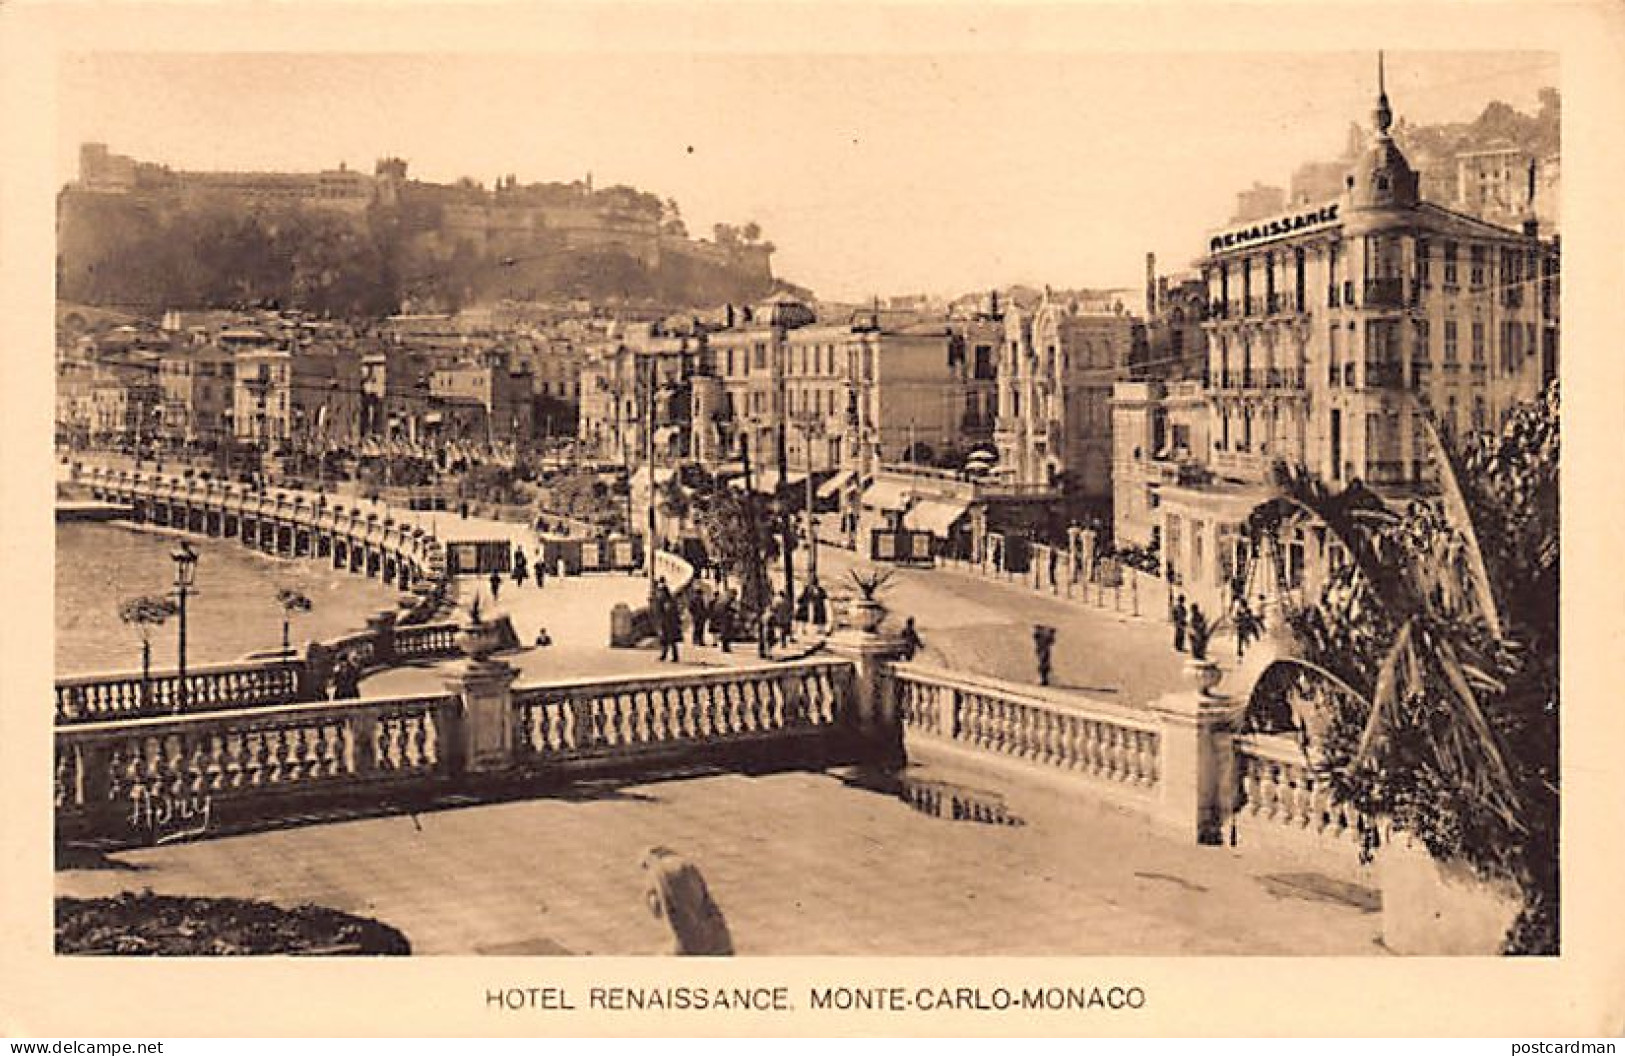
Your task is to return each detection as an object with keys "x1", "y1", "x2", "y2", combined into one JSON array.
[
  {"x1": 653, "y1": 578, "x2": 678, "y2": 662},
  {"x1": 1172, "y1": 593, "x2": 1188, "y2": 653},
  {"x1": 714, "y1": 588, "x2": 736, "y2": 653},
  {"x1": 1033, "y1": 624, "x2": 1057, "y2": 686},
  {"x1": 661, "y1": 588, "x2": 683, "y2": 662}
]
